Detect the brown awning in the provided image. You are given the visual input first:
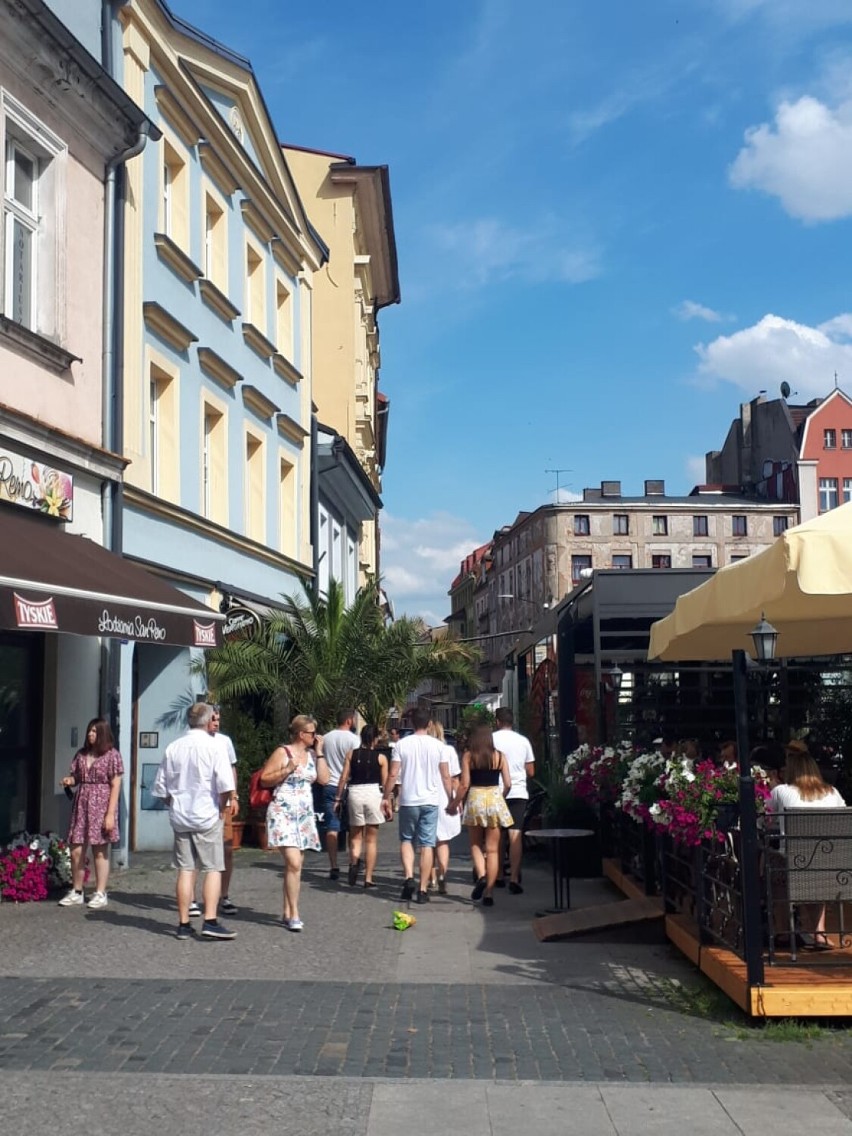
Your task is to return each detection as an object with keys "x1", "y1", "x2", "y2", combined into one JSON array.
[{"x1": 0, "y1": 508, "x2": 222, "y2": 648}]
